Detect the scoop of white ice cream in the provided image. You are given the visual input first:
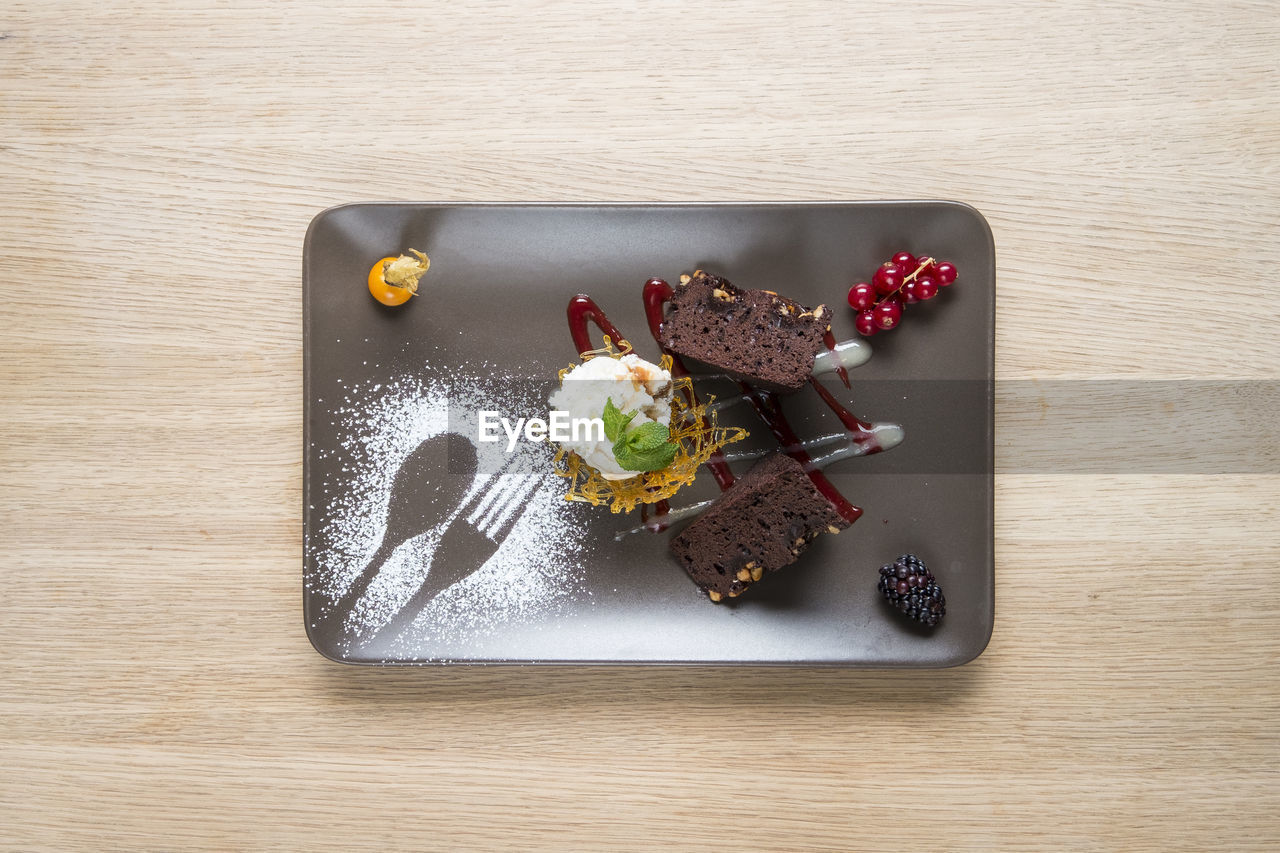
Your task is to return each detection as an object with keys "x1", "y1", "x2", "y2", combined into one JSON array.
[{"x1": 549, "y1": 353, "x2": 673, "y2": 480}]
